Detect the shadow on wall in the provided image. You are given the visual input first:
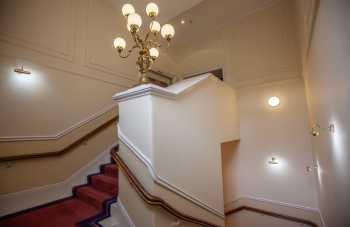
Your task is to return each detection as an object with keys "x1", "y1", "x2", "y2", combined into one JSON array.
[{"x1": 221, "y1": 140, "x2": 240, "y2": 205}]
